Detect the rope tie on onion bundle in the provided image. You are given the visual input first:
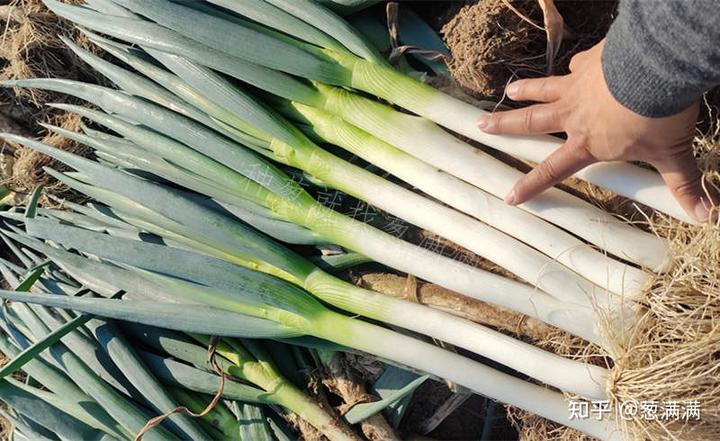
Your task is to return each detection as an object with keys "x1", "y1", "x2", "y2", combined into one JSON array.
[{"x1": 134, "y1": 337, "x2": 226, "y2": 441}]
